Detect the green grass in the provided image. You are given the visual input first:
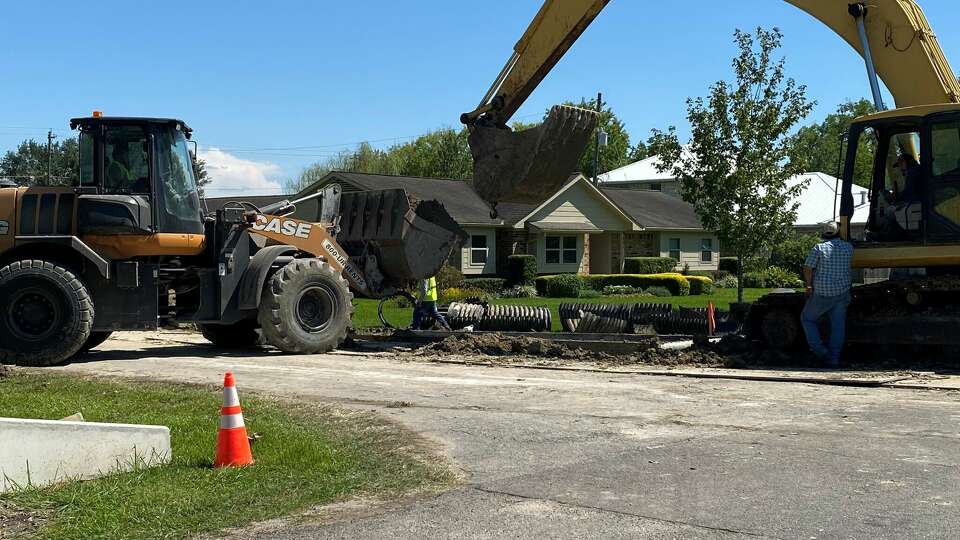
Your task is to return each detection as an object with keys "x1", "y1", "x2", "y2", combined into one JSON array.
[
  {"x1": 353, "y1": 288, "x2": 775, "y2": 331},
  {"x1": 0, "y1": 372, "x2": 453, "y2": 540}
]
